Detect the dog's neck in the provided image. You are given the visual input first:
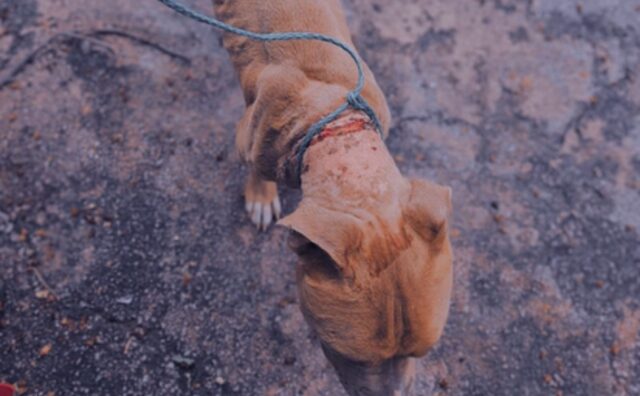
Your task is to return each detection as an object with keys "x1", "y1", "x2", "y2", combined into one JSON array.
[{"x1": 300, "y1": 120, "x2": 406, "y2": 213}]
